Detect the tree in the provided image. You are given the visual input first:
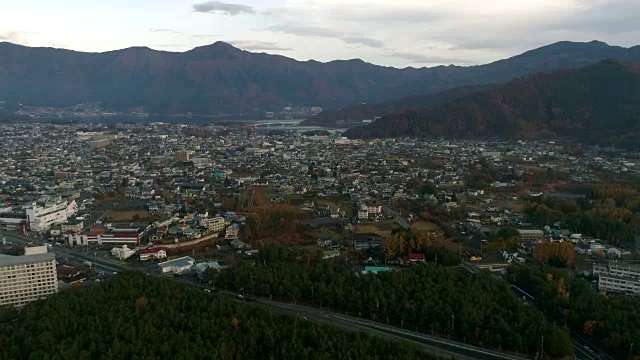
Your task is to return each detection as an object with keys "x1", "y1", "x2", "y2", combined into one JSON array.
[{"x1": 533, "y1": 242, "x2": 575, "y2": 267}]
